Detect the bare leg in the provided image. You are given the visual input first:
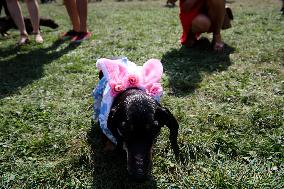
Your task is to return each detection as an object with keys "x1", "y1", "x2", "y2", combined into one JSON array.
[
  {"x1": 192, "y1": 14, "x2": 211, "y2": 33},
  {"x1": 76, "y1": 0, "x2": 88, "y2": 32},
  {"x1": 206, "y1": 0, "x2": 225, "y2": 51},
  {"x1": 25, "y1": 0, "x2": 43, "y2": 43},
  {"x1": 184, "y1": 14, "x2": 211, "y2": 47},
  {"x1": 6, "y1": 0, "x2": 29, "y2": 44},
  {"x1": 64, "y1": 0, "x2": 80, "y2": 32}
]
